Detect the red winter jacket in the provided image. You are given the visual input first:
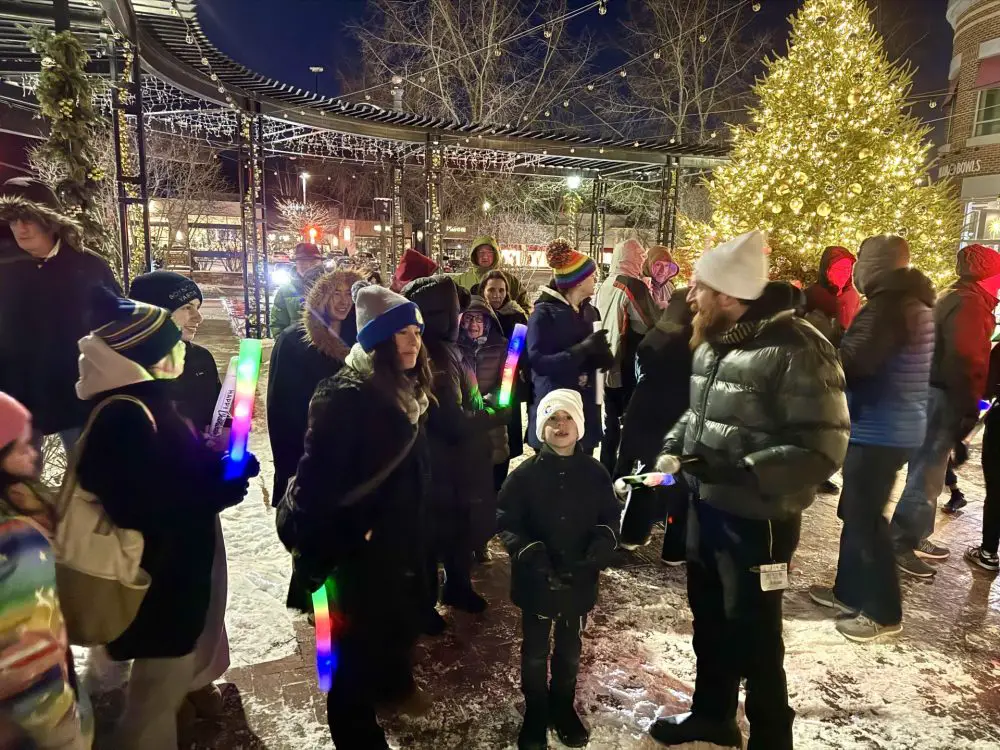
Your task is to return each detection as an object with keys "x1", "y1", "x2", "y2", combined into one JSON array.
[
  {"x1": 931, "y1": 244, "x2": 1000, "y2": 423},
  {"x1": 803, "y1": 246, "x2": 861, "y2": 344}
]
